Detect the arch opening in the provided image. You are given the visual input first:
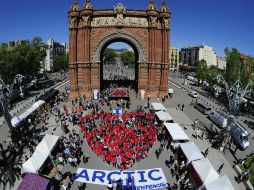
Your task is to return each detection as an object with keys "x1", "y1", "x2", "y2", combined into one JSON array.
[{"x1": 100, "y1": 40, "x2": 139, "y2": 91}]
